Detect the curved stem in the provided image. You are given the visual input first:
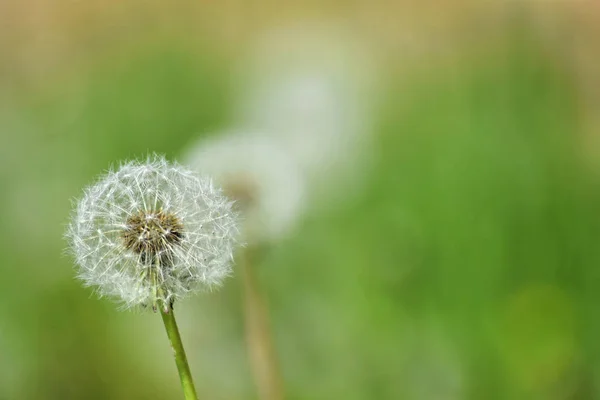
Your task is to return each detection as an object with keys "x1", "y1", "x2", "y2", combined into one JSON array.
[{"x1": 160, "y1": 305, "x2": 199, "y2": 400}]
